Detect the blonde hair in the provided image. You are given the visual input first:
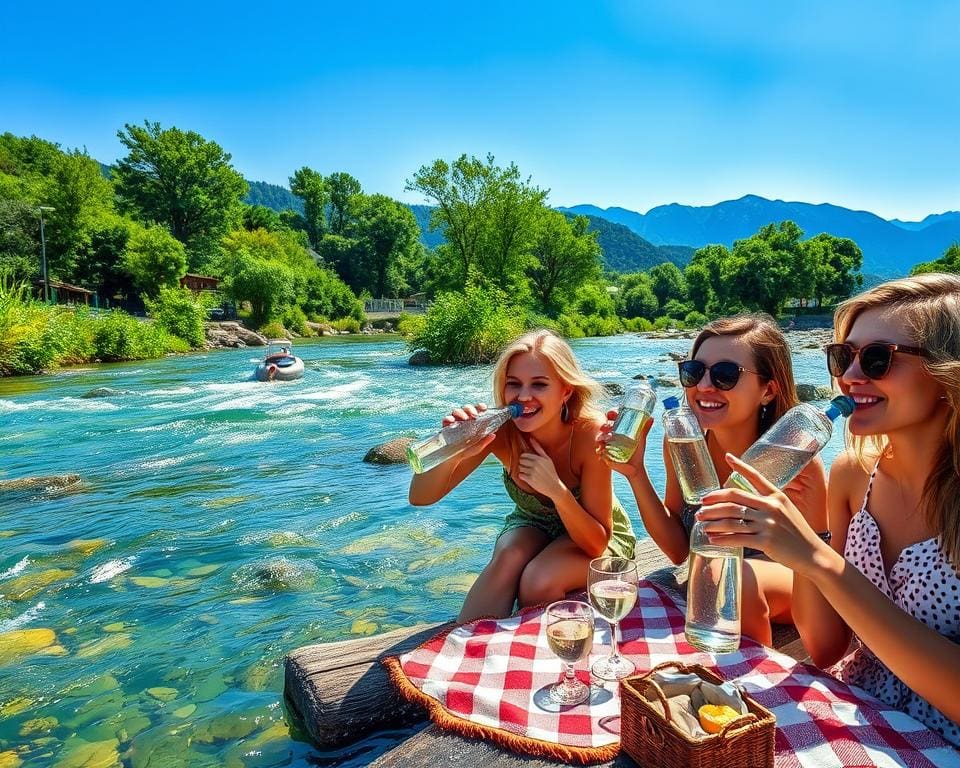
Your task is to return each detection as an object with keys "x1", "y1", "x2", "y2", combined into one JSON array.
[
  {"x1": 491, "y1": 330, "x2": 602, "y2": 465},
  {"x1": 690, "y1": 314, "x2": 800, "y2": 435},
  {"x1": 834, "y1": 272, "x2": 960, "y2": 564}
]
